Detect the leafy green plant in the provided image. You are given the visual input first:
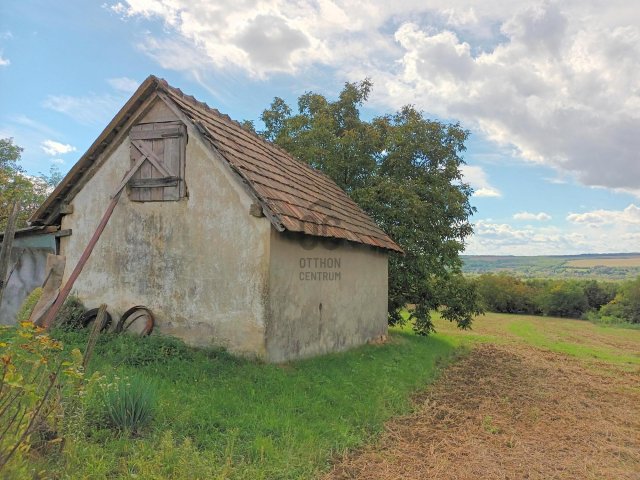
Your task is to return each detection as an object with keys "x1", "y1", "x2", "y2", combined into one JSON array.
[
  {"x1": 110, "y1": 334, "x2": 195, "y2": 366},
  {"x1": 16, "y1": 287, "x2": 43, "y2": 322},
  {"x1": 0, "y1": 322, "x2": 84, "y2": 475},
  {"x1": 99, "y1": 375, "x2": 156, "y2": 435},
  {"x1": 55, "y1": 296, "x2": 86, "y2": 330}
]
